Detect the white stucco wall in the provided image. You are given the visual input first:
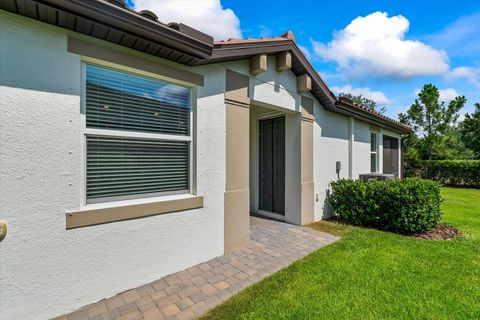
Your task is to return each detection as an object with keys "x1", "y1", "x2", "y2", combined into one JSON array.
[
  {"x1": 218, "y1": 55, "x2": 300, "y2": 113},
  {"x1": 249, "y1": 57, "x2": 300, "y2": 112},
  {"x1": 312, "y1": 104, "x2": 403, "y2": 219},
  {"x1": 0, "y1": 12, "x2": 226, "y2": 320},
  {"x1": 312, "y1": 100, "x2": 350, "y2": 219},
  {"x1": 353, "y1": 120, "x2": 373, "y2": 178}
]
